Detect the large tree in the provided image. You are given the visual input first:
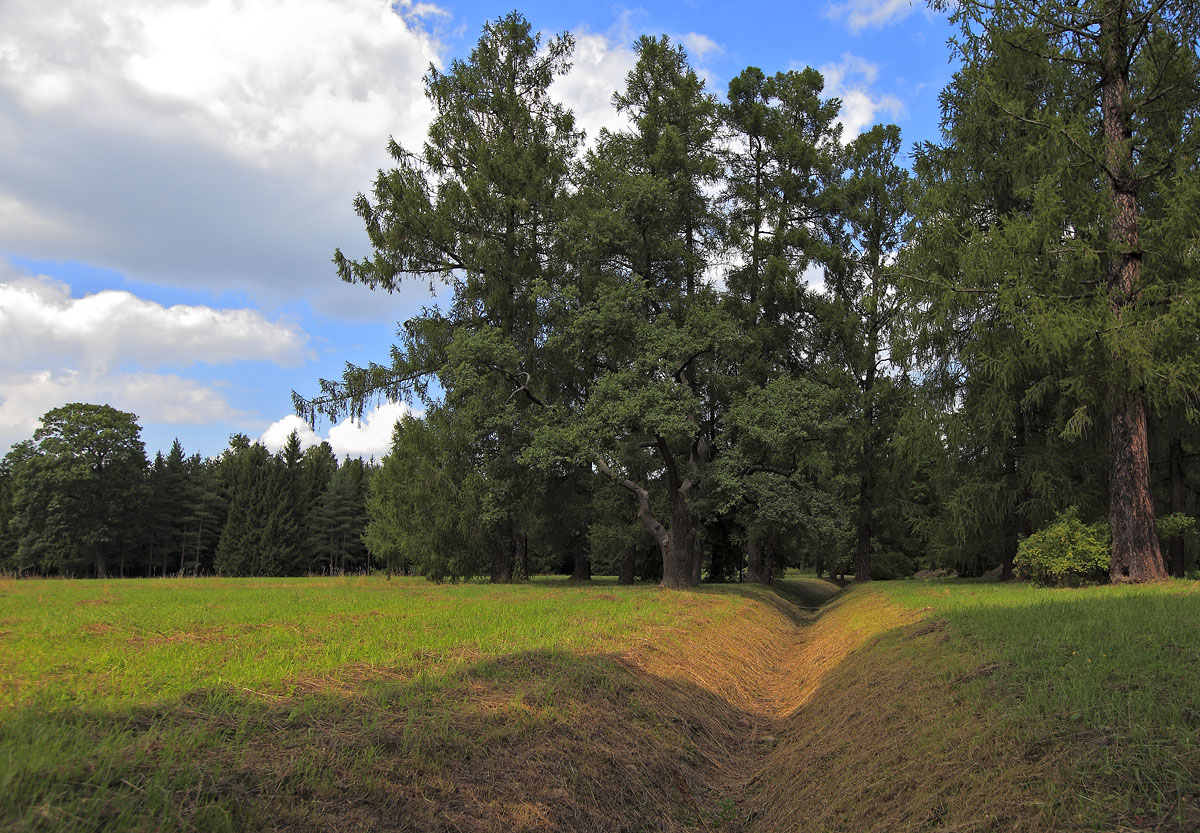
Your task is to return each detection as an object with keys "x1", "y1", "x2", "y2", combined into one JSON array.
[
  {"x1": 9, "y1": 404, "x2": 147, "y2": 578},
  {"x1": 926, "y1": 0, "x2": 1200, "y2": 582},
  {"x1": 297, "y1": 12, "x2": 579, "y2": 583}
]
